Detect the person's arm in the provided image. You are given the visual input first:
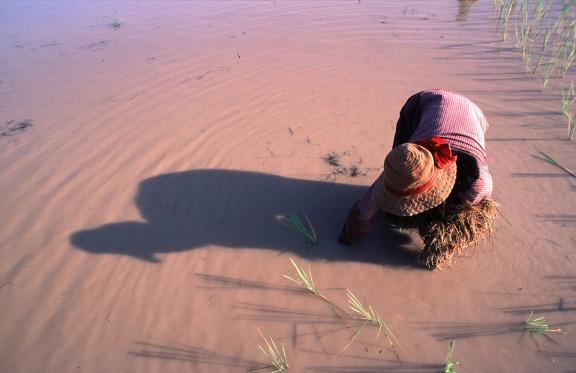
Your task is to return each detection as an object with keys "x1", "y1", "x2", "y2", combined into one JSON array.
[{"x1": 339, "y1": 176, "x2": 382, "y2": 244}]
